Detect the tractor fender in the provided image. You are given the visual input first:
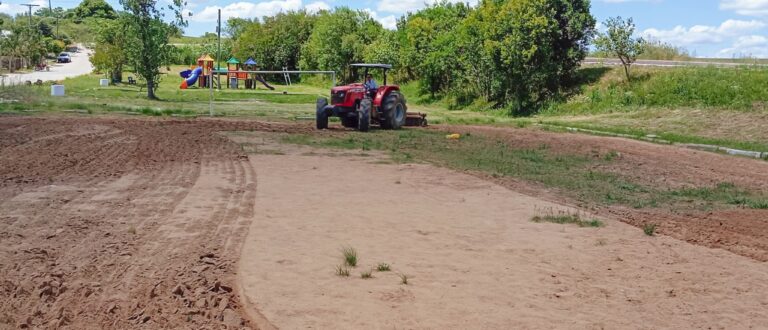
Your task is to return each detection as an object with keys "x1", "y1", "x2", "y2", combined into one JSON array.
[{"x1": 373, "y1": 86, "x2": 400, "y2": 107}]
